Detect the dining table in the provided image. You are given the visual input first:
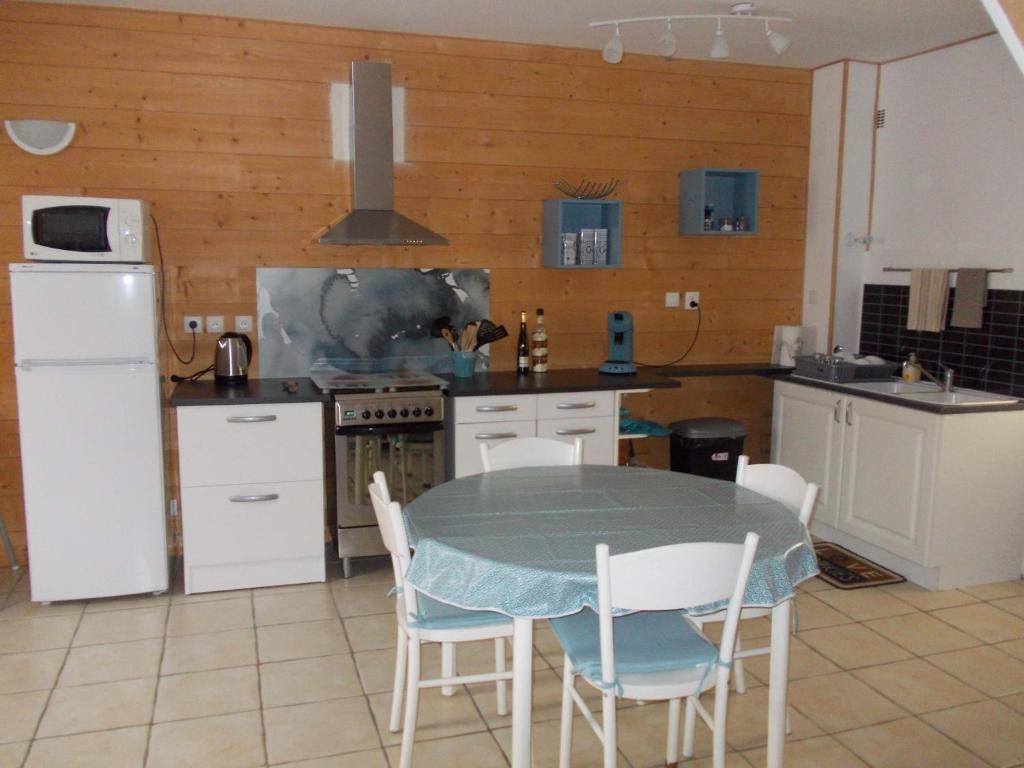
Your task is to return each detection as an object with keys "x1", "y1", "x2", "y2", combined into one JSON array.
[{"x1": 402, "y1": 464, "x2": 819, "y2": 768}]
